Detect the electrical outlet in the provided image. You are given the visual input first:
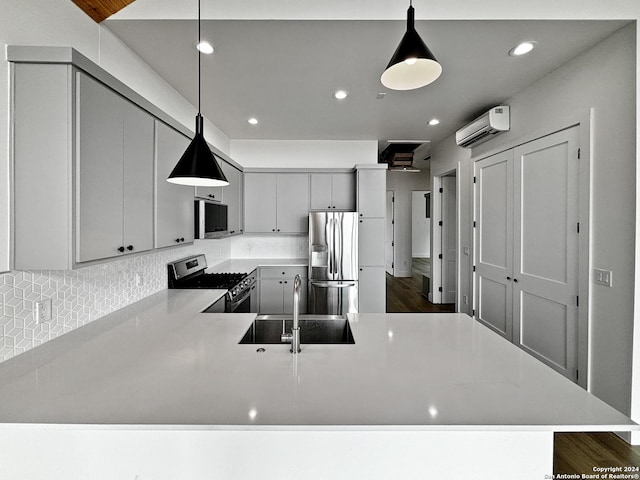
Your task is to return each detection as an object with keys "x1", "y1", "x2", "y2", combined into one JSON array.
[
  {"x1": 594, "y1": 268, "x2": 613, "y2": 287},
  {"x1": 35, "y1": 298, "x2": 52, "y2": 324},
  {"x1": 135, "y1": 272, "x2": 144, "y2": 287}
]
